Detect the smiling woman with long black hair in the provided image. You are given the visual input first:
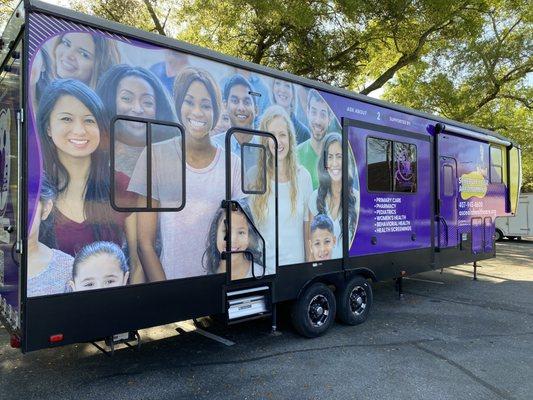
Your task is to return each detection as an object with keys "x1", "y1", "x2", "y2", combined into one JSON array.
[
  {"x1": 308, "y1": 132, "x2": 358, "y2": 258},
  {"x1": 37, "y1": 79, "x2": 143, "y2": 283},
  {"x1": 97, "y1": 64, "x2": 176, "y2": 177}
]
